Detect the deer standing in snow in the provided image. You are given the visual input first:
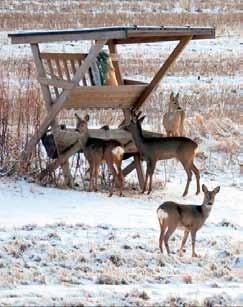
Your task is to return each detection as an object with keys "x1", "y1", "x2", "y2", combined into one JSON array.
[
  {"x1": 163, "y1": 92, "x2": 185, "y2": 137},
  {"x1": 157, "y1": 184, "x2": 220, "y2": 257},
  {"x1": 123, "y1": 111, "x2": 200, "y2": 197},
  {"x1": 75, "y1": 114, "x2": 124, "y2": 197}
]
